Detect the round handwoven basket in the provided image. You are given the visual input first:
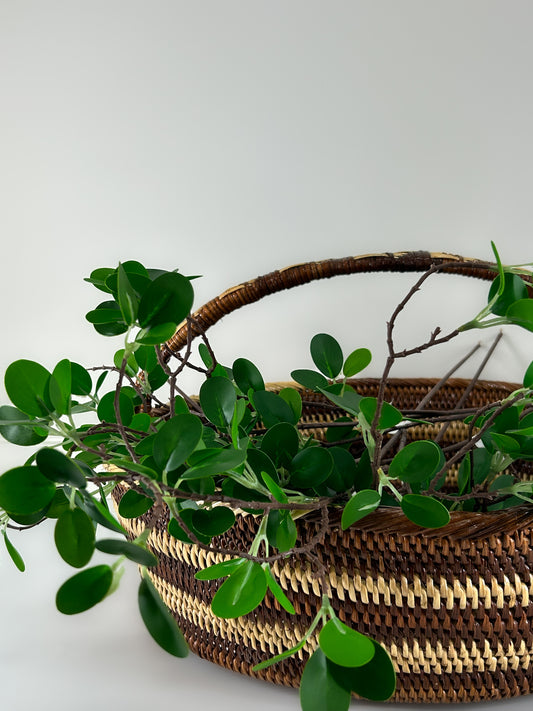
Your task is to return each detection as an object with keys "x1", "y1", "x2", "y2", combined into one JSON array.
[{"x1": 114, "y1": 253, "x2": 533, "y2": 703}]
